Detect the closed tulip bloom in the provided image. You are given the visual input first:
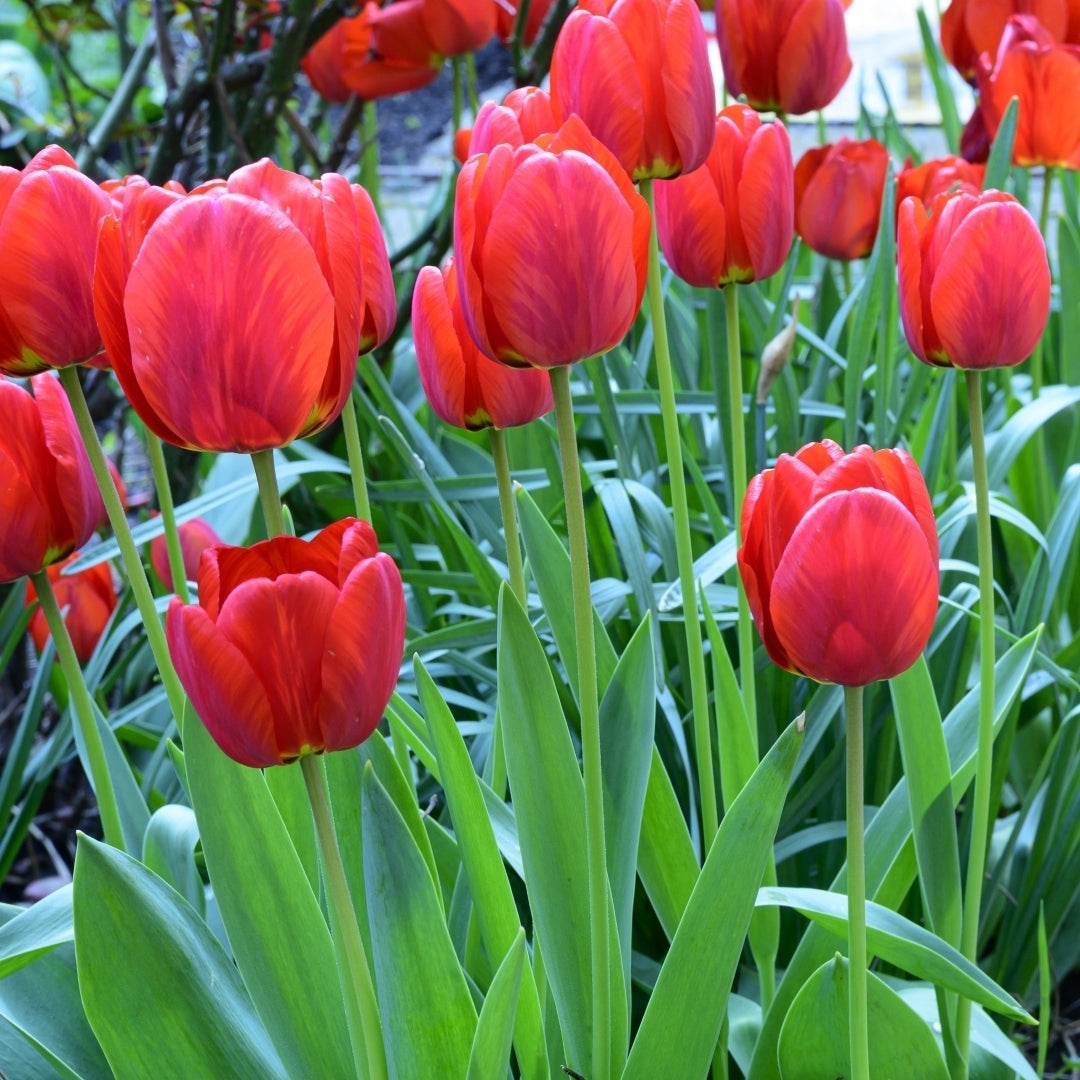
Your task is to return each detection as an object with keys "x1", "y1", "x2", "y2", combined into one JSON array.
[
  {"x1": 496, "y1": 0, "x2": 557, "y2": 44},
  {"x1": 895, "y1": 155, "x2": 984, "y2": 210},
  {"x1": 95, "y1": 159, "x2": 394, "y2": 453},
  {"x1": 0, "y1": 146, "x2": 113, "y2": 375},
  {"x1": 413, "y1": 259, "x2": 554, "y2": 429},
  {"x1": 897, "y1": 188, "x2": 1050, "y2": 369},
  {"x1": 27, "y1": 556, "x2": 117, "y2": 664},
  {"x1": 0, "y1": 375, "x2": 104, "y2": 583},
  {"x1": 941, "y1": 0, "x2": 1067, "y2": 81},
  {"x1": 166, "y1": 519, "x2": 406, "y2": 768},
  {"x1": 976, "y1": 15, "x2": 1080, "y2": 168},
  {"x1": 465, "y1": 87, "x2": 558, "y2": 158},
  {"x1": 550, "y1": 0, "x2": 715, "y2": 180},
  {"x1": 717, "y1": 0, "x2": 852, "y2": 116},
  {"x1": 150, "y1": 516, "x2": 224, "y2": 593},
  {"x1": 794, "y1": 138, "x2": 889, "y2": 260},
  {"x1": 738, "y1": 440, "x2": 939, "y2": 687},
  {"x1": 454, "y1": 115, "x2": 650, "y2": 369},
  {"x1": 654, "y1": 104, "x2": 794, "y2": 288}
]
